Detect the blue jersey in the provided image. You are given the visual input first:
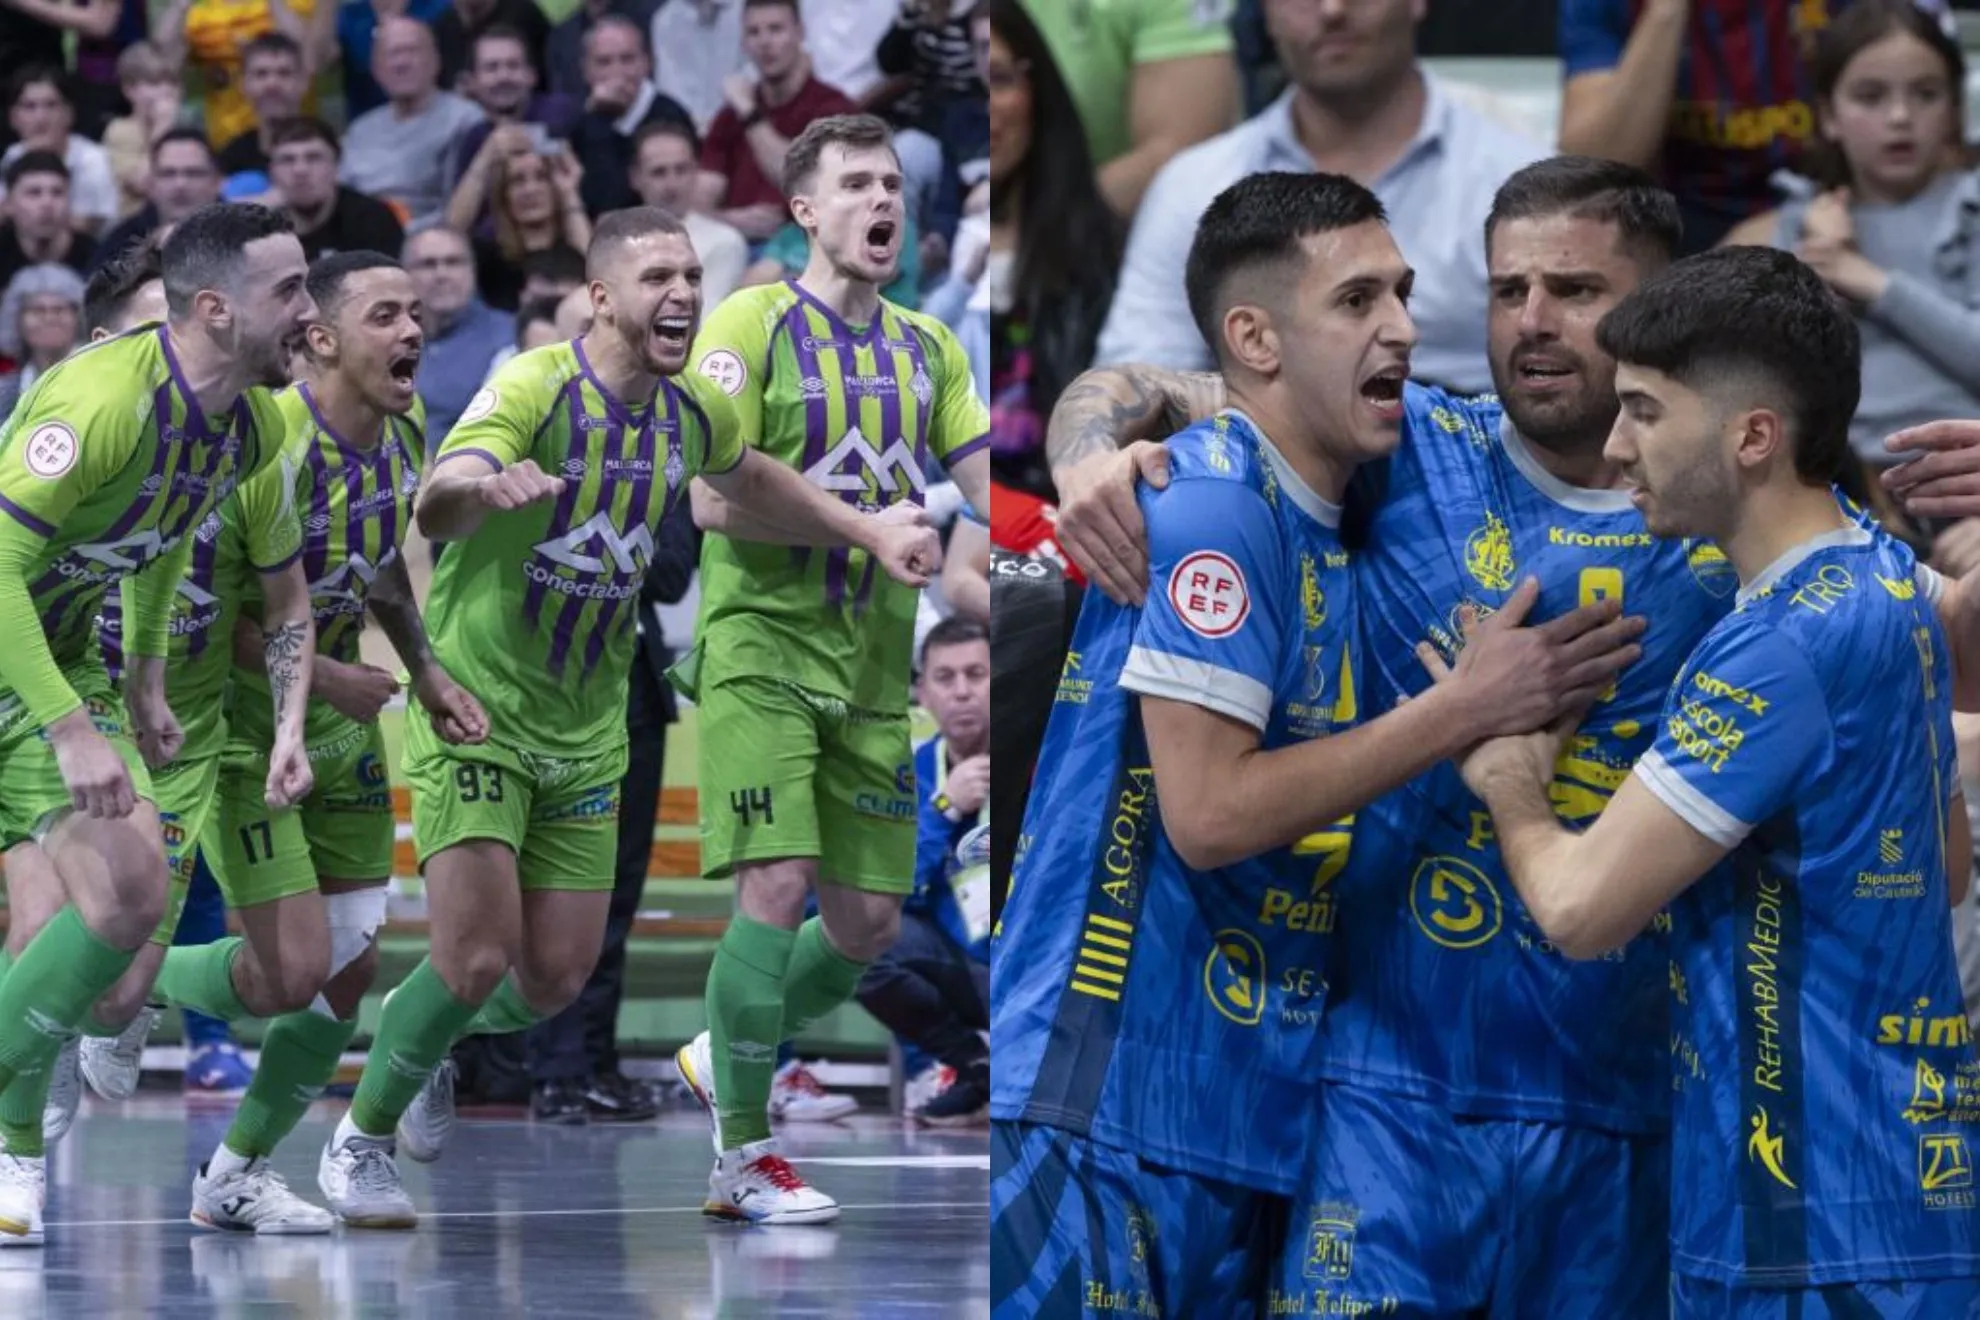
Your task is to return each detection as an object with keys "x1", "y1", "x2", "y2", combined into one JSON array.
[
  {"x1": 1321, "y1": 384, "x2": 1737, "y2": 1133},
  {"x1": 991, "y1": 411, "x2": 1360, "y2": 1195},
  {"x1": 910, "y1": 733, "x2": 988, "y2": 959},
  {"x1": 1636, "y1": 525, "x2": 1980, "y2": 1286}
]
